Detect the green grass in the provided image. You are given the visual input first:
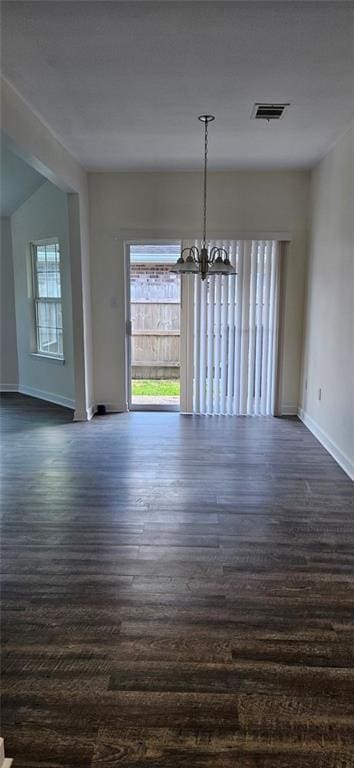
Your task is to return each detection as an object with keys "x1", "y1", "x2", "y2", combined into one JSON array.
[{"x1": 132, "y1": 379, "x2": 180, "y2": 396}]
